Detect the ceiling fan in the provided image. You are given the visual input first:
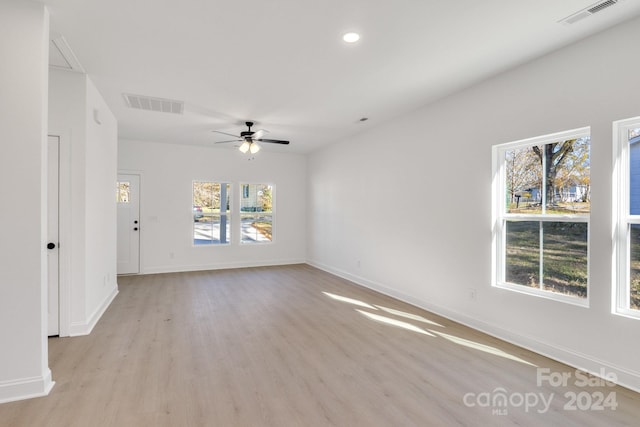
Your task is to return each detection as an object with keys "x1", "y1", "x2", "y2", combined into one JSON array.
[{"x1": 213, "y1": 121, "x2": 290, "y2": 154}]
